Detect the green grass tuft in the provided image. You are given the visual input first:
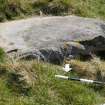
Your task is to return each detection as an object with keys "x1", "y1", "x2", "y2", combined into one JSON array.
[{"x1": 0, "y1": 48, "x2": 6, "y2": 62}]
